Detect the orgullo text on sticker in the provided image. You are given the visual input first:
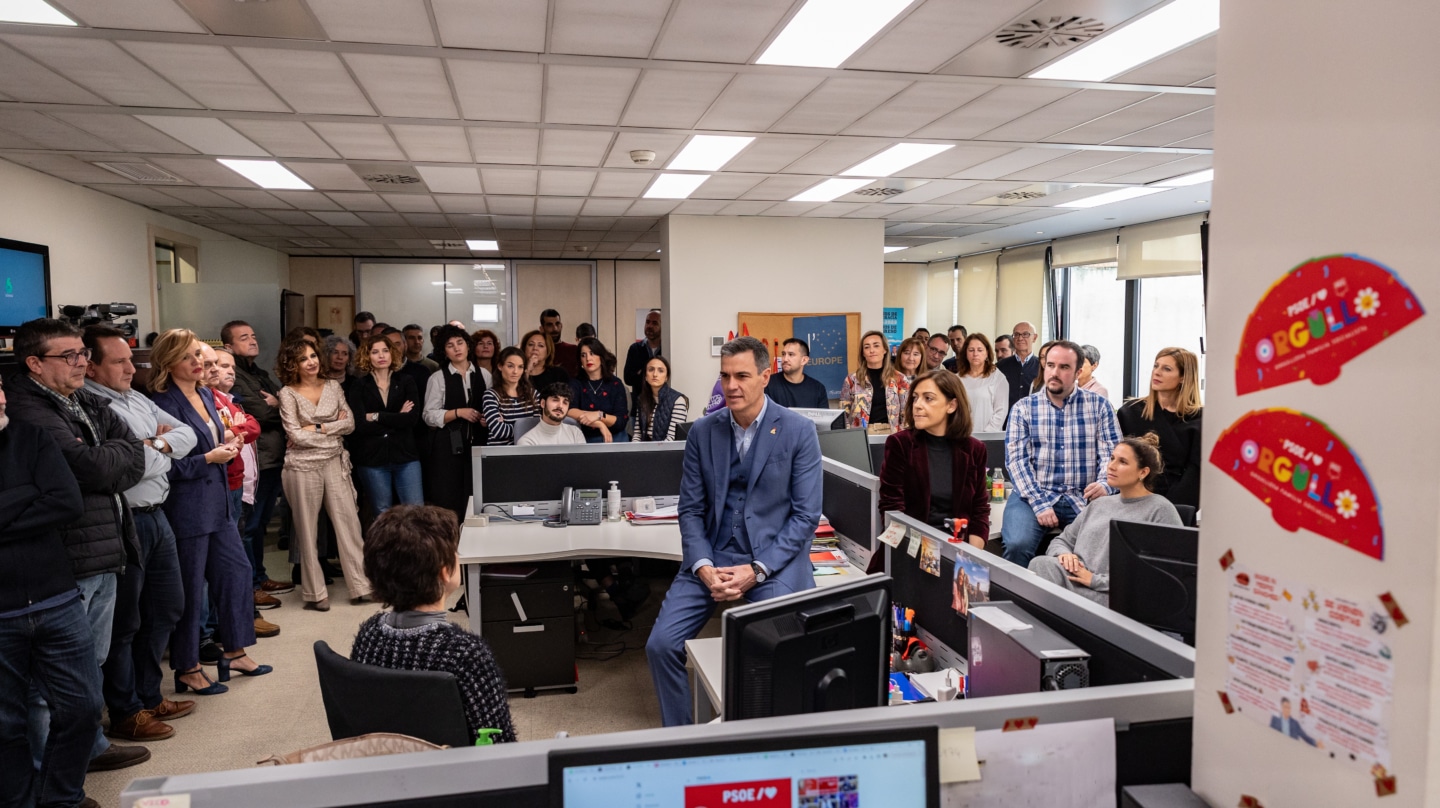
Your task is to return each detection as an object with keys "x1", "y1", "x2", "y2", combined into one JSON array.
[
  {"x1": 1235, "y1": 254, "x2": 1423, "y2": 395},
  {"x1": 1209, "y1": 409, "x2": 1383, "y2": 559}
]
